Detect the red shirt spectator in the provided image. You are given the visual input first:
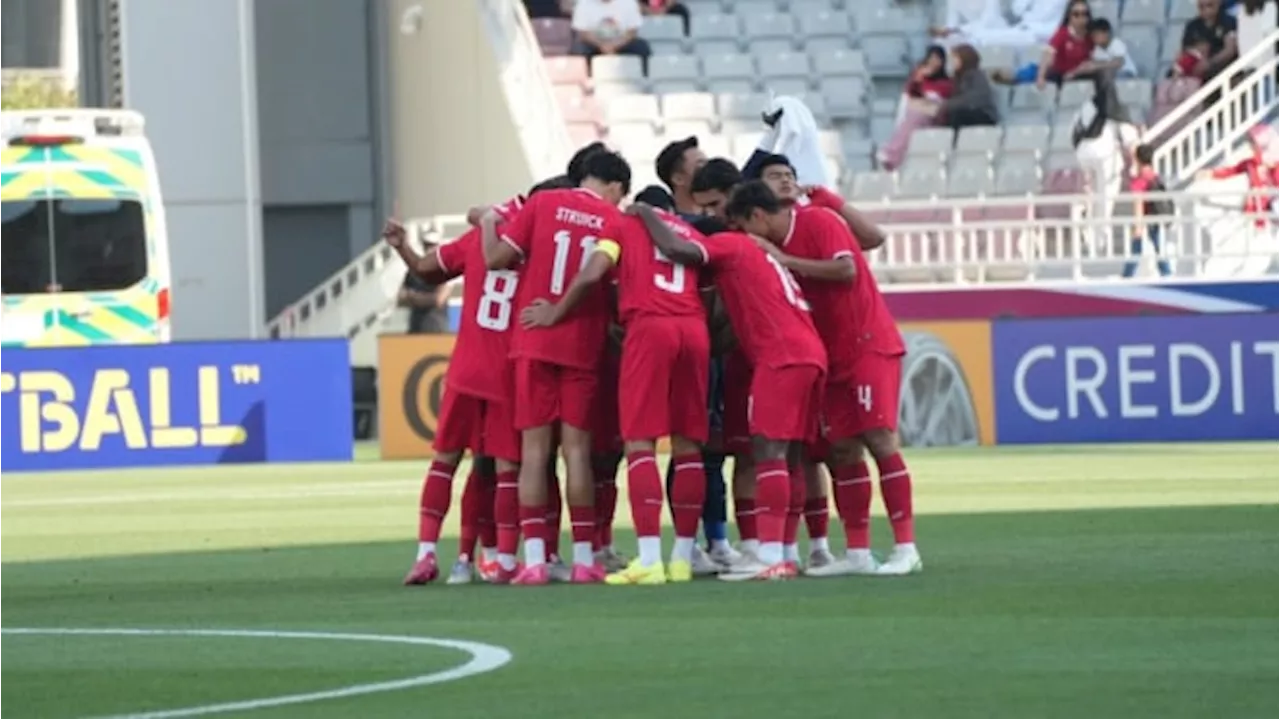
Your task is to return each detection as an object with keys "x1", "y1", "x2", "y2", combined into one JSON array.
[
  {"x1": 906, "y1": 46, "x2": 953, "y2": 101},
  {"x1": 1201, "y1": 127, "x2": 1279, "y2": 228},
  {"x1": 1048, "y1": 25, "x2": 1094, "y2": 77}
]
